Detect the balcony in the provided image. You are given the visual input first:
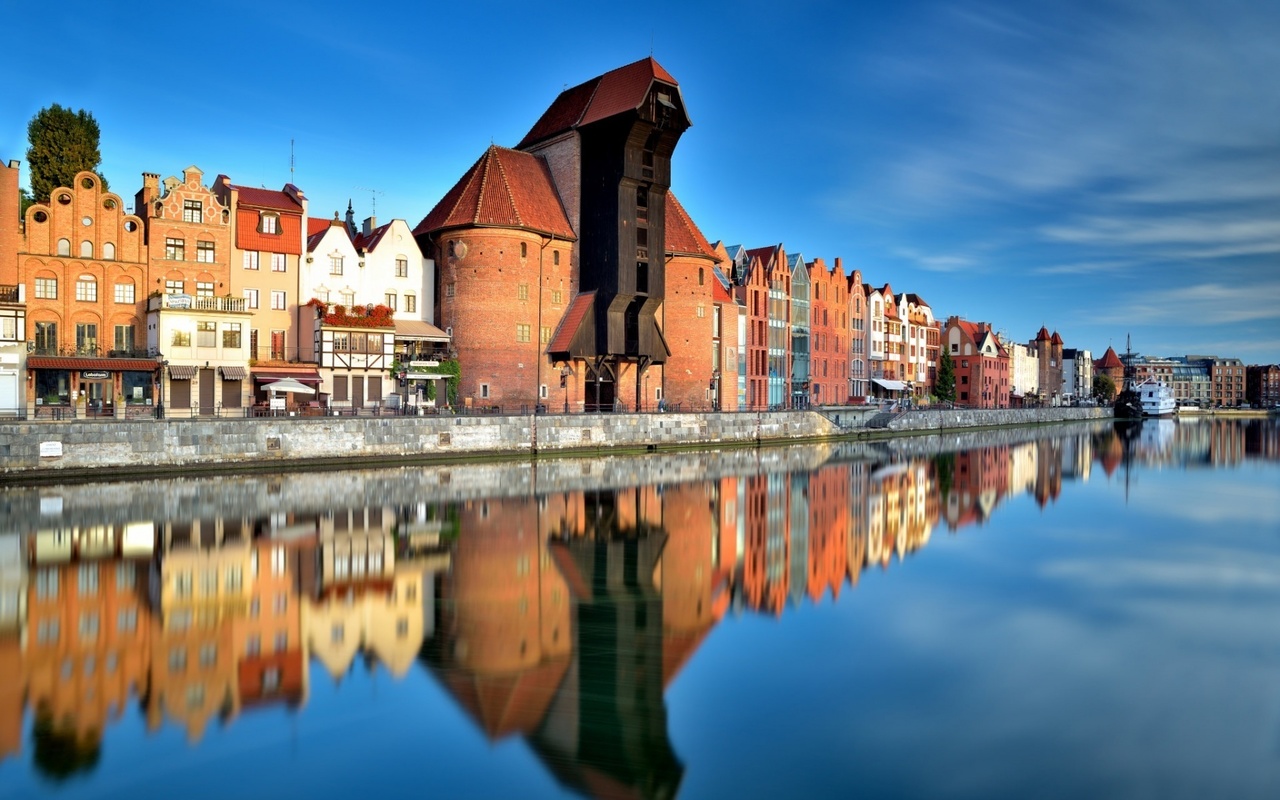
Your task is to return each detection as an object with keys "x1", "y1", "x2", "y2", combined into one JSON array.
[
  {"x1": 0, "y1": 285, "x2": 20, "y2": 303},
  {"x1": 148, "y1": 293, "x2": 247, "y2": 313}
]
